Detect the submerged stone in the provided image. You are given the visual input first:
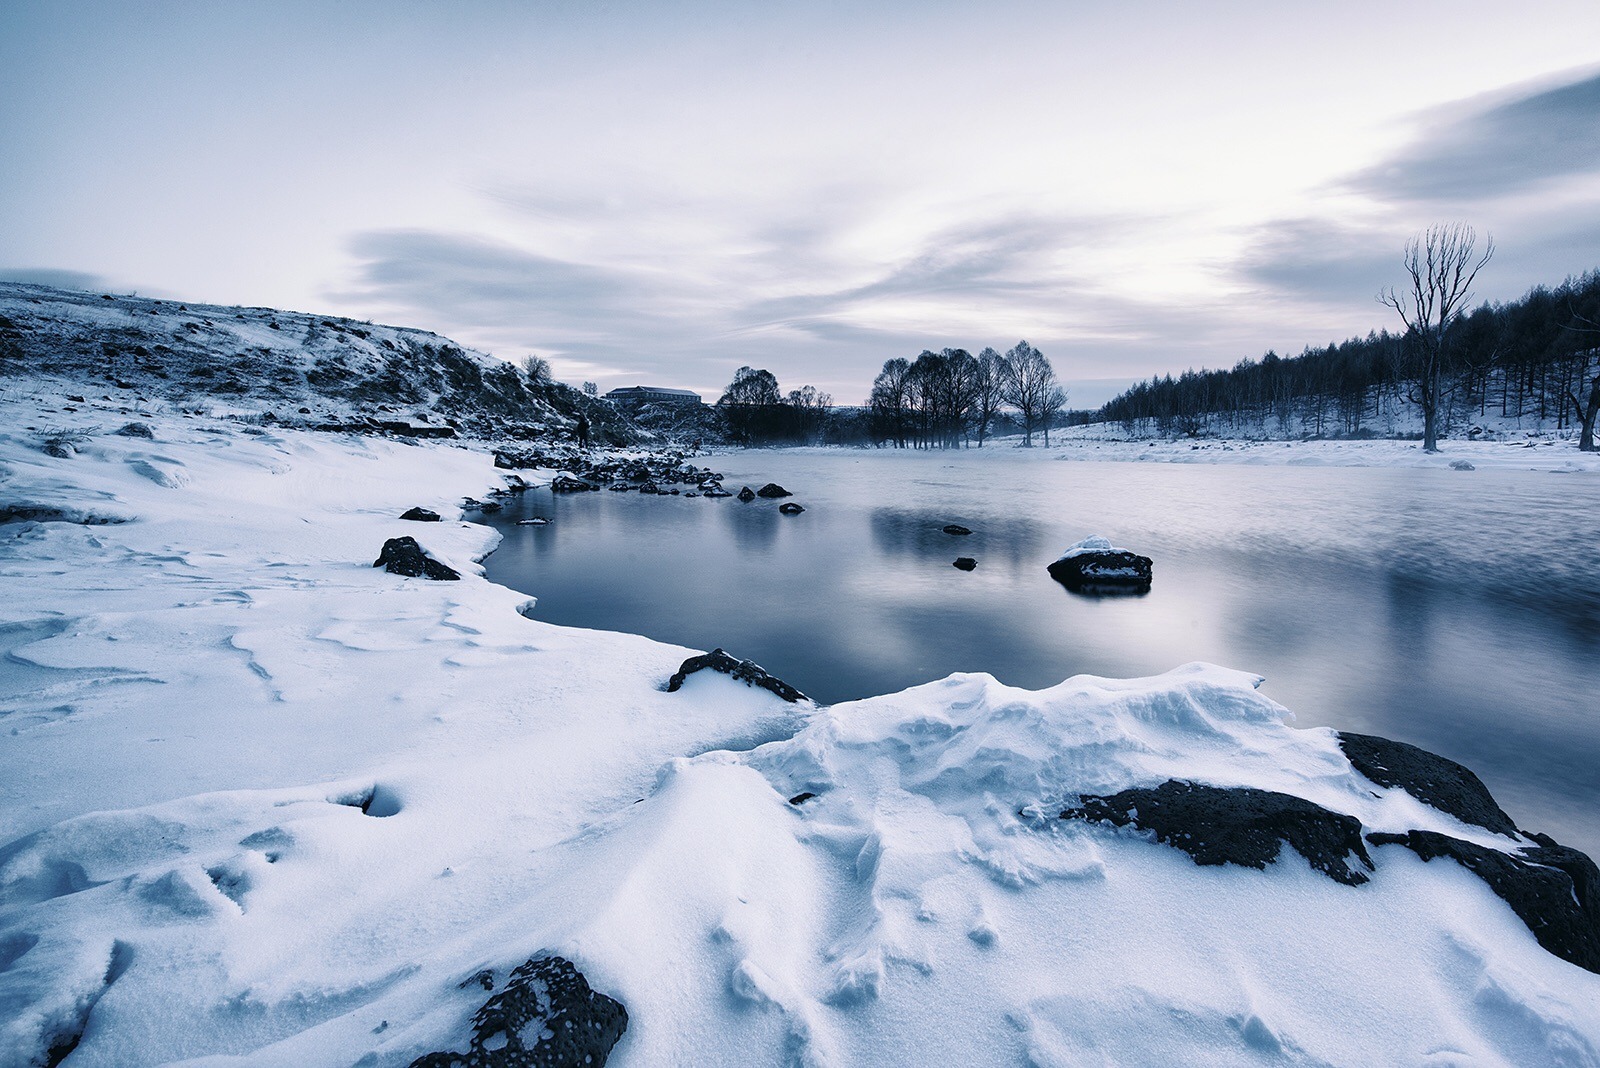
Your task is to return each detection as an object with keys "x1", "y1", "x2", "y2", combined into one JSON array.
[{"x1": 1047, "y1": 535, "x2": 1152, "y2": 592}]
